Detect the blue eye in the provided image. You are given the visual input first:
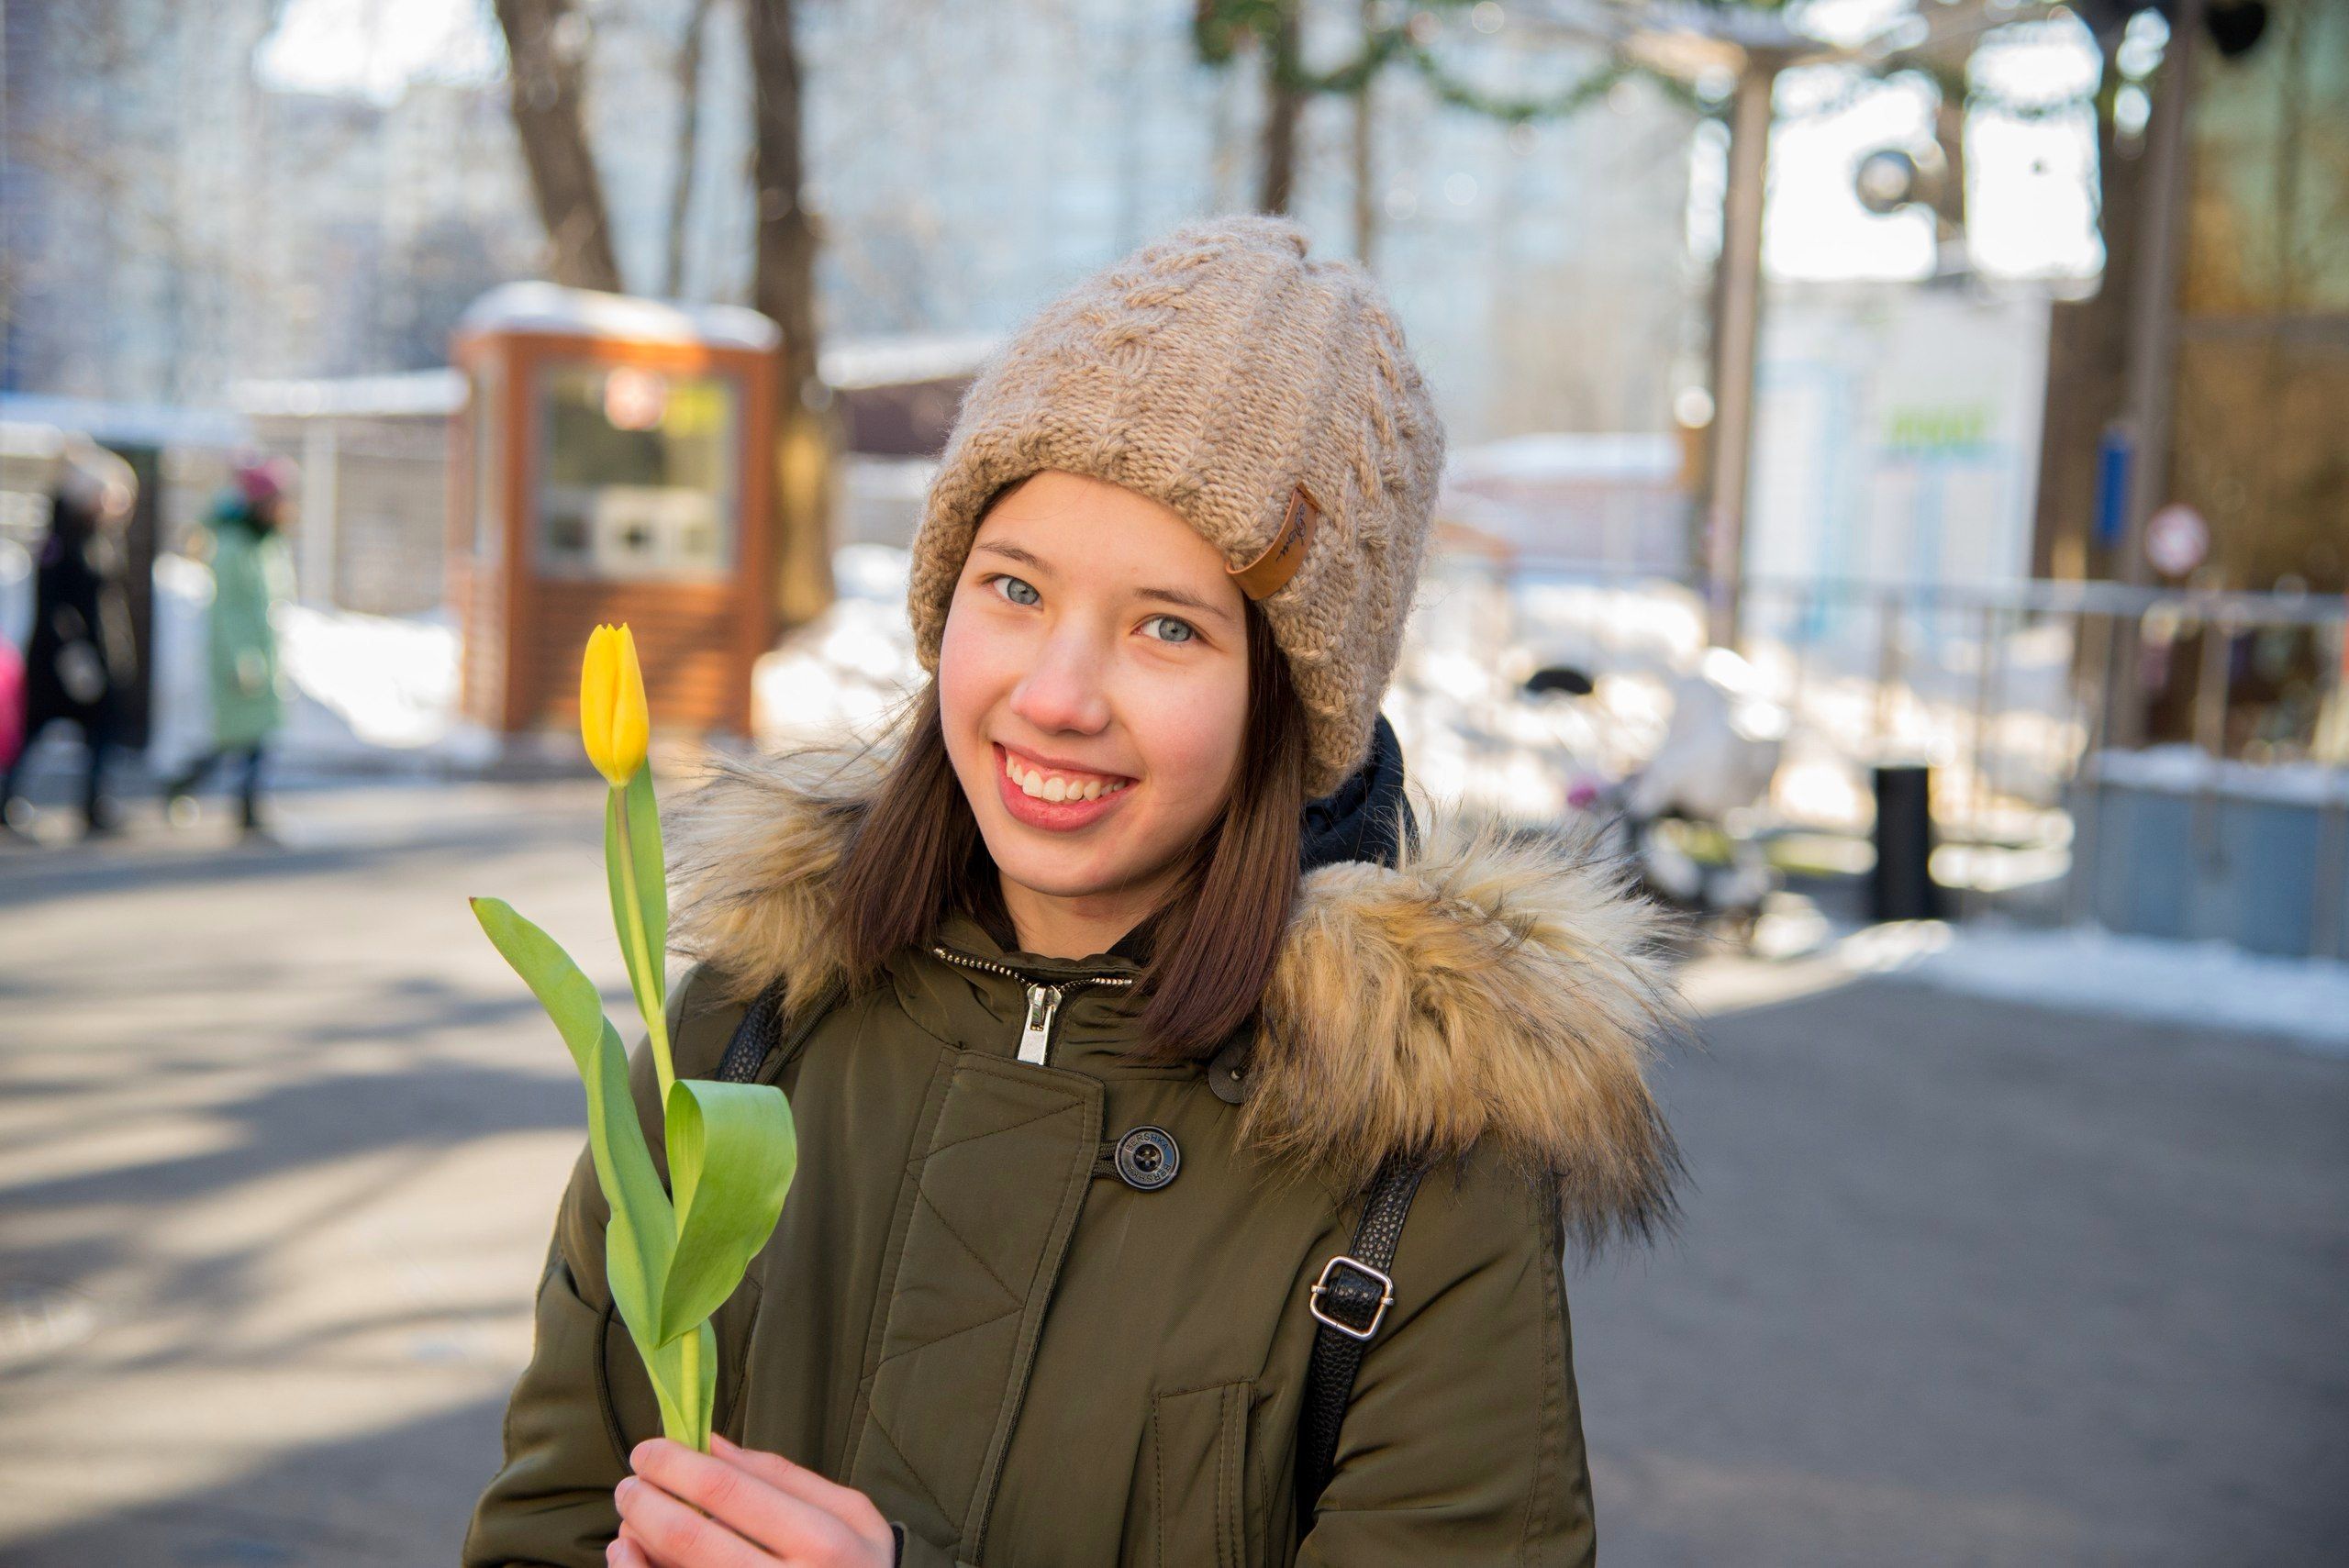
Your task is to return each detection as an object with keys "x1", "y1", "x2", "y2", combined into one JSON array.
[
  {"x1": 1142, "y1": 615, "x2": 1196, "y2": 645},
  {"x1": 992, "y1": 575, "x2": 1040, "y2": 606}
]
